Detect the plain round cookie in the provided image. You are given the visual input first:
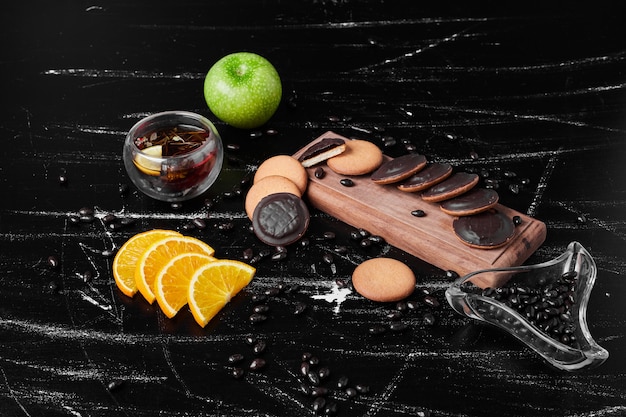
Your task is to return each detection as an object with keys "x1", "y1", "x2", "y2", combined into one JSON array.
[
  {"x1": 352, "y1": 258, "x2": 416, "y2": 302},
  {"x1": 326, "y1": 139, "x2": 383, "y2": 176},
  {"x1": 254, "y1": 155, "x2": 308, "y2": 194},
  {"x1": 244, "y1": 175, "x2": 302, "y2": 219}
]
